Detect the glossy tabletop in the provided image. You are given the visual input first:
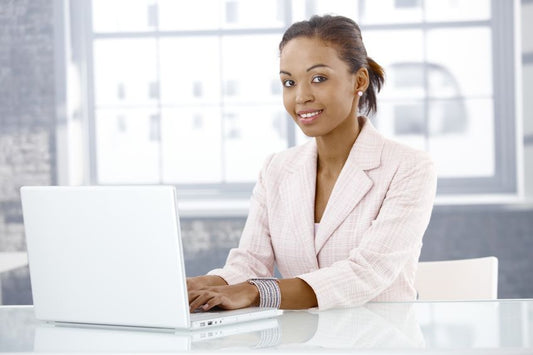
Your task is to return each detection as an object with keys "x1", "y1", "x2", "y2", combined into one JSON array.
[{"x1": 1, "y1": 300, "x2": 532, "y2": 353}]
